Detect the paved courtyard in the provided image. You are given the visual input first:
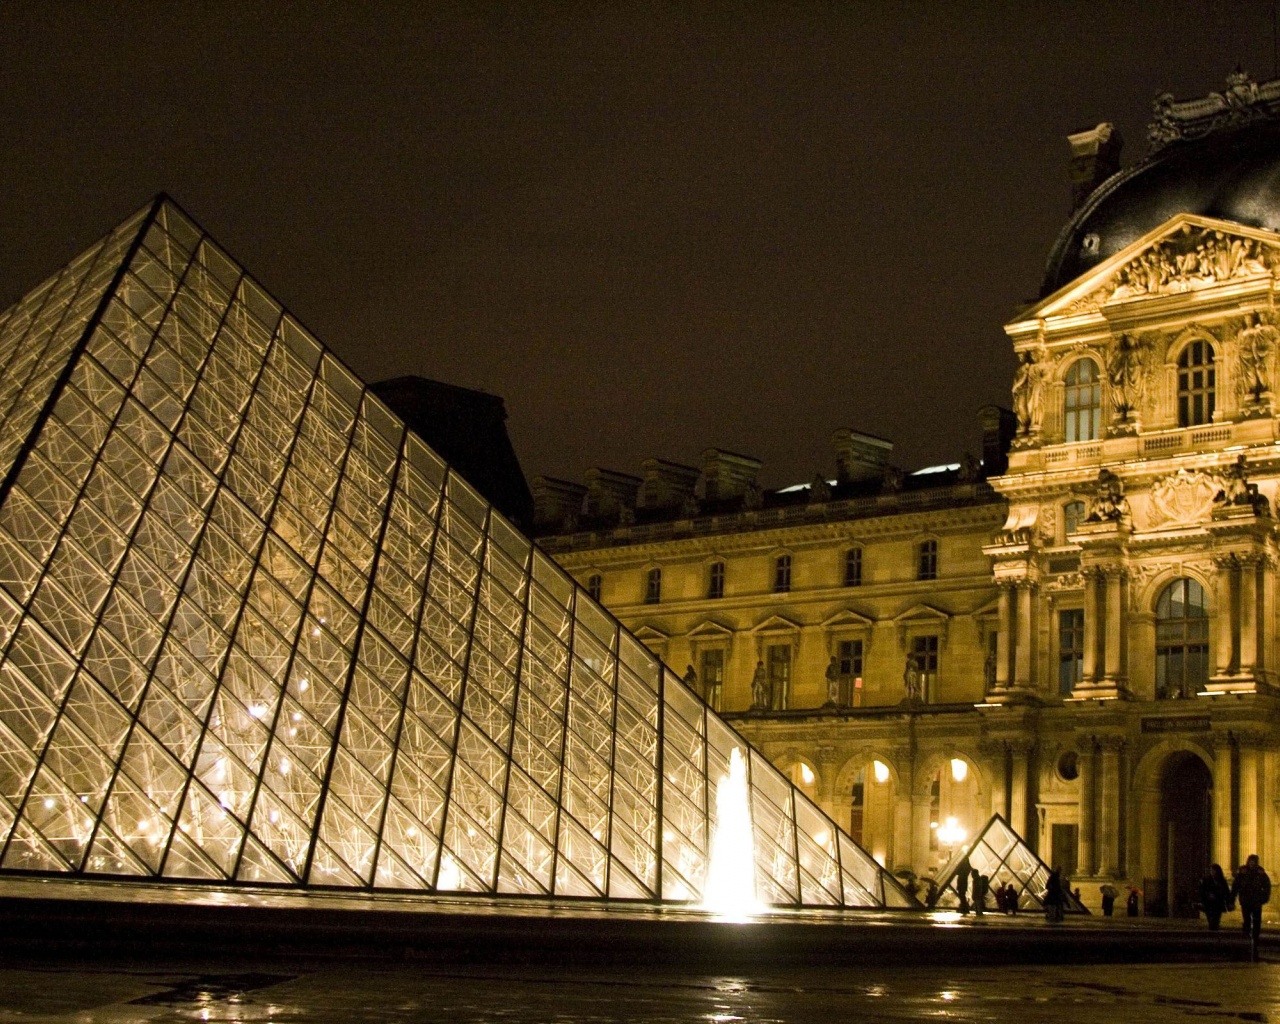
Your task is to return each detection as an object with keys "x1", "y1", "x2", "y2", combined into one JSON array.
[{"x1": 2, "y1": 957, "x2": 1280, "y2": 1023}]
